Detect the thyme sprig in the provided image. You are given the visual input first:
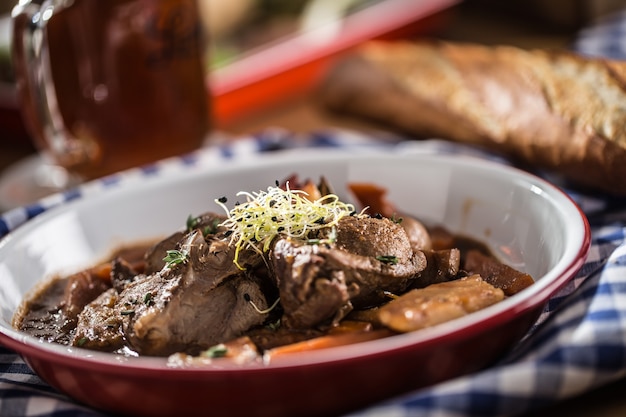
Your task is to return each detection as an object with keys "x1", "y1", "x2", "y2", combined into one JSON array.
[
  {"x1": 376, "y1": 255, "x2": 399, "y2": 265},
  {"x1": 163, "y1": 249, "x2": 189, "y2": 267},
  {"x1": 202, "y1": 344, "x2": 228, "y2": 358},
  {"x1": 306, "y1": 227, "x2": 338, "y2": 246}
]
